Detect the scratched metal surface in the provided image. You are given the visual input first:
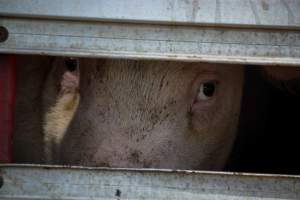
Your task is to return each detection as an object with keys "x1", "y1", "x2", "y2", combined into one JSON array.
[
  {"x1": 0, "y1": 164, "x2": 299, "y2": 200},
  {"x1": 0, "y1": 18, "x2": 300, "y2": 66},
  {"x1": 0, "y1": 0, "x2": 300, "y2": 65},
  {"x1": 0, "y1": 0, "x2": 299, "y2": 29}
]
